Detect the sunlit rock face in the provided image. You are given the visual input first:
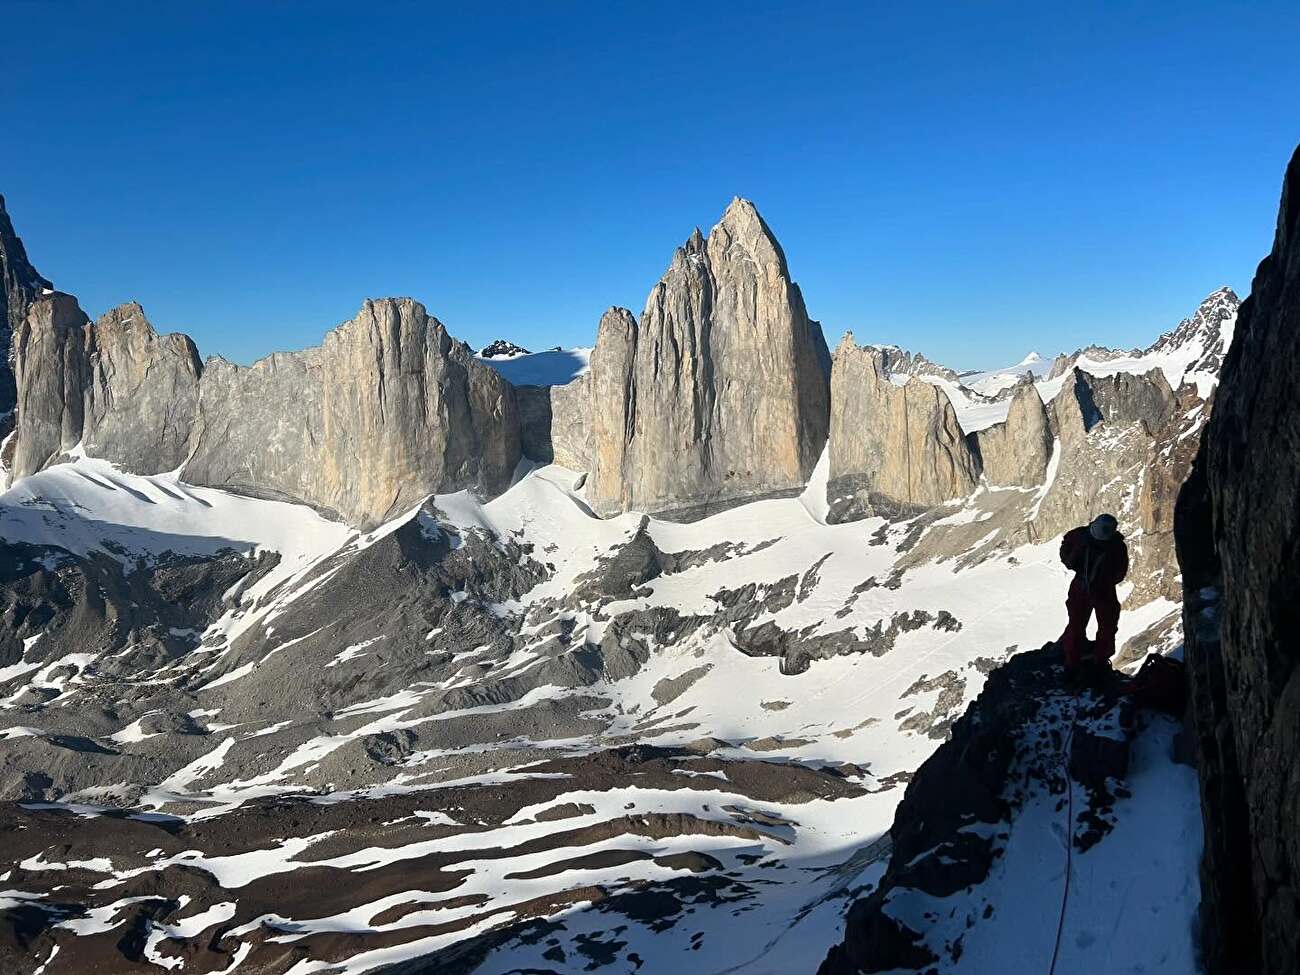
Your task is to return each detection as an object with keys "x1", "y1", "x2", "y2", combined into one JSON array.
[
  {"x1": 184, "y1": 297, "x2": 521, "y2": 528},
  {"x1": 973, "y1": 379, "x2": 1052, "y2": 488},
  {"x1": 11, "y1": 294, "x2": 522, "y2": 529},
  {"x1": 585, "y1": 198, "x2": 831, "y2": 519},
  {"x1": 11, "y1": 297, "x2": 202, "y2": 479},
  {"x1": 827, "y1": 336, "x2": 978, "y2": 523}
]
